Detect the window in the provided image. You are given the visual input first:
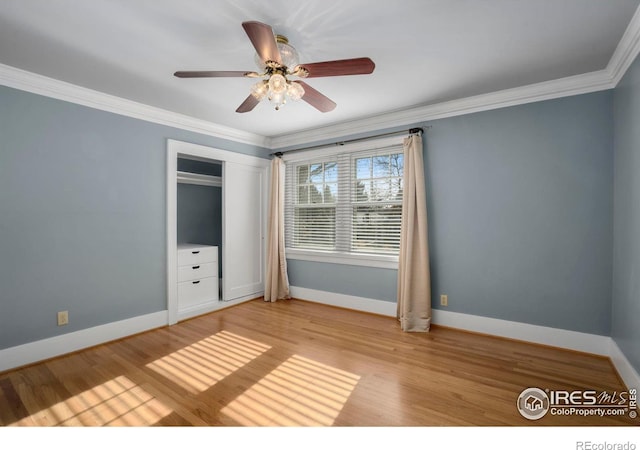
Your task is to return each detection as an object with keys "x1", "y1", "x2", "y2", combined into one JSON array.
[
  {"x1": 351, "y1": 153, "x2": 403, "y2": 254},
  {"x1": 292, "y1": 161, "x2": 337, "y2": 250},
  {"x1": 284, "y1": 140, "x2": 403, "y2": 268}
]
